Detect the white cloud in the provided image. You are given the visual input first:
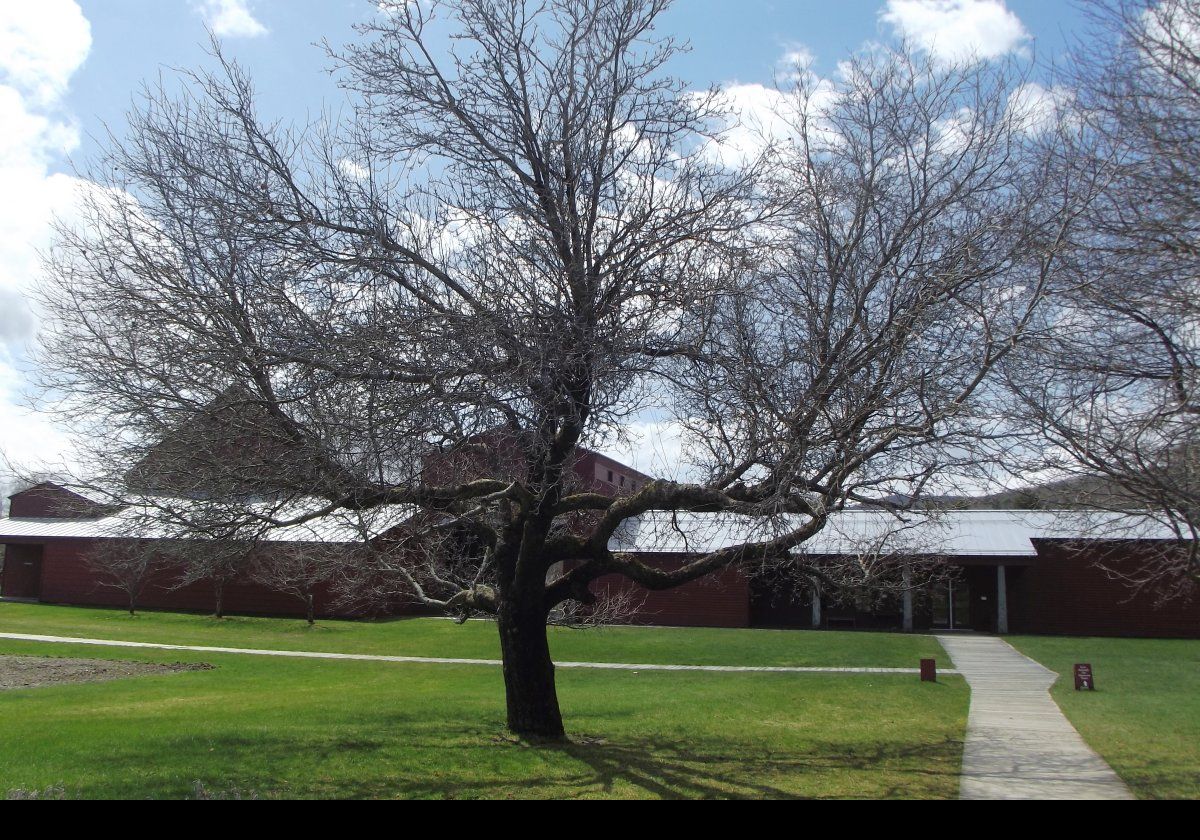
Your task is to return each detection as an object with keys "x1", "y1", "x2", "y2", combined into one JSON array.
[
  {"x1": 600, "y1": 419, "x2": 697, "y2": 483},
  {"x1": 0, "y1": 89, "x2": 84, "y2": 343},
  {"x1": 0, "y1": 1, "x2": 92, "y2": 476},
  {"x1": 880, "y1": 0, "x2": 1030, "y2": 64},
  {"x1": 703, "y1": 82, "x2": 794, "y2": 168},
  {"x1": 338, "y1": 157, "x2": 370, "y2": 181},
  {"x1": 0, "y1": 1, "x2": 93, "y2": 342},
  {"x1": 1007, "y1": 82, "x2": 1074, "y2": 134},
  {"x1": 1141, "y1": 3, "x2": 1200, "y2": 86},
  {"x1": 0, "y1": 1, "x2": 91, "y2": 107},
  {"x1": 0, "y1": 360, "x2": 74, "y2": 476},
  {"x1": 378, "y1": 1, "x2": 420, "y2": 12},
  {"x1": 194, "y1": 0, "x2": 269, "y2": 39},
  {"x1": 700, "y1": 47, "x2": 842, "y2": 169},
  {"x1": 778, "y1": 45, "x2": 817, "y2": 82}
]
